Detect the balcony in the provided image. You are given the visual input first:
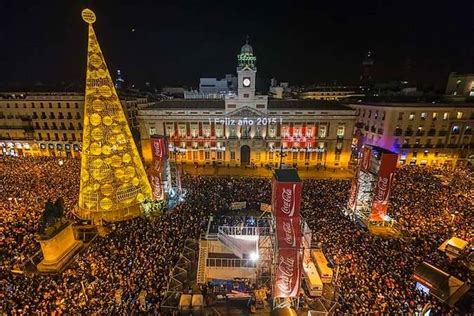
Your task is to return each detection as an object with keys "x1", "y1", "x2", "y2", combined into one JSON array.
[
  {"x1": 464, "y1": 129, "x2": 472, "y2": 135},
  {"x1": 435, "y1": 143, "x2": 445, "y2": 148},
  {"x1": 427, "y1": 129, "x2": 436, "y2": 136},
  {"x1": 424, "y1": 144, "x2": 433, "y2": 148},
  {"x1": 447, "y1": 144, "x2": 458, "y2": 148},
  {"x1": 413, "y1": 144, "x2": 422, "y2": 148},
  {"x1": 402, "y1": 144, "x2": 411, "y2": 148},
  {"x1": 415, "y1": 130, "x2": 425, "y2": 137},
  {"x1": 405, "y1": 130, "x2": 414, "y2": 136},
  {"x1": 394, "y1": 129, "x2": 402, "y2": 136},
  {"x1": 438, "y1": 131, "x2": 448, "y2": 136}
]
